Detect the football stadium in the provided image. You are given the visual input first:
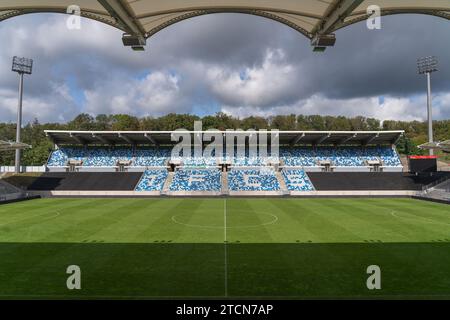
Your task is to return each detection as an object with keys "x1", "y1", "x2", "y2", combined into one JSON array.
[{"x1": 0, "y1": 0, "x2": 449, "y2": 303}]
